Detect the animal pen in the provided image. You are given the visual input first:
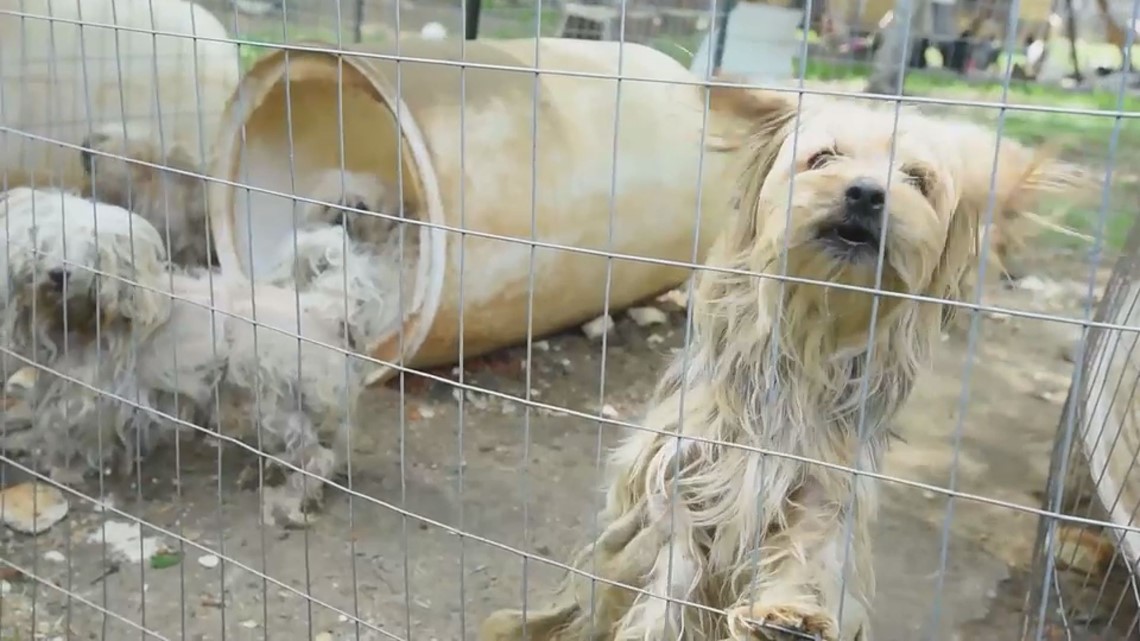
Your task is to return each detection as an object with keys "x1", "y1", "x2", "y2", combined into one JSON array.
[{"x1": 0, "y1": 0, "x2": 1138, "y2": 640}]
